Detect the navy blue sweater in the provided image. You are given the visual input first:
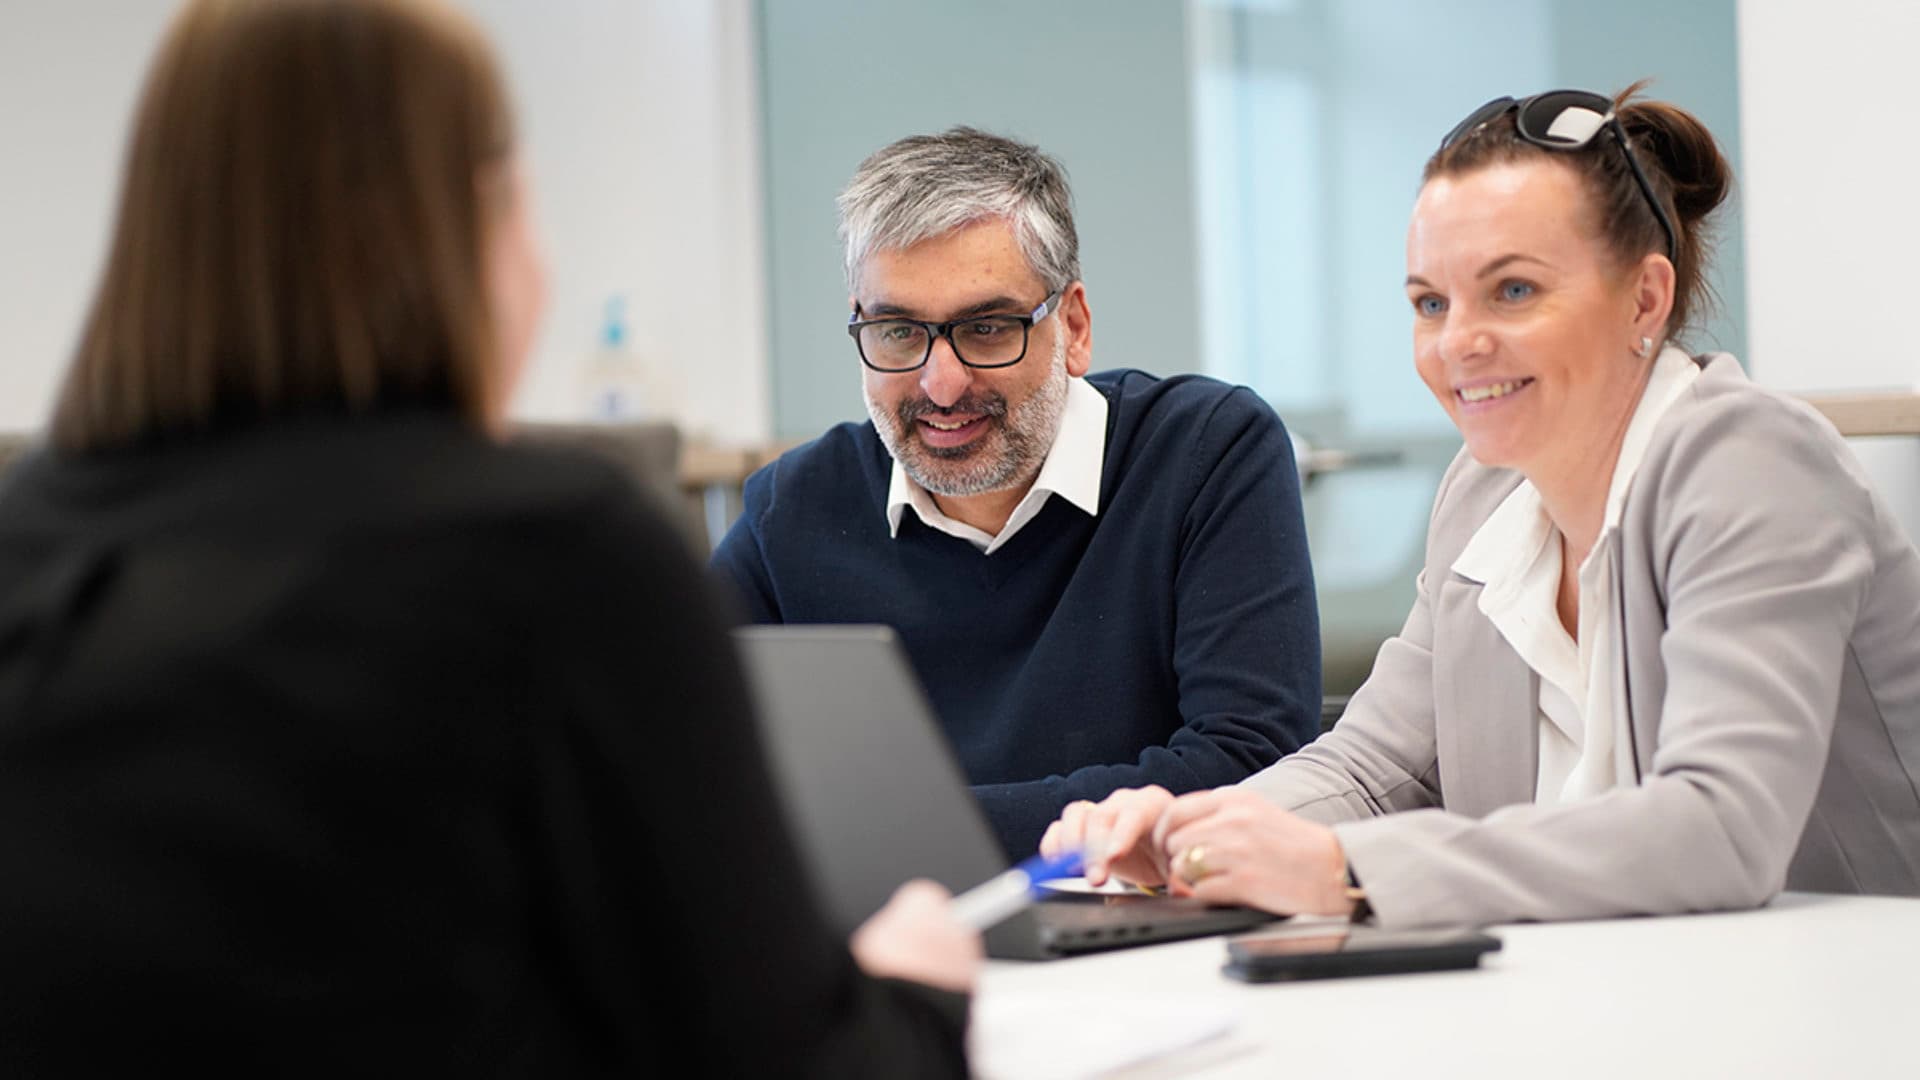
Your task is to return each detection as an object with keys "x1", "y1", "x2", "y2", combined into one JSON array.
[{"x1": 712, "y1": 370, "x2": 1320, "y2": 857}]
